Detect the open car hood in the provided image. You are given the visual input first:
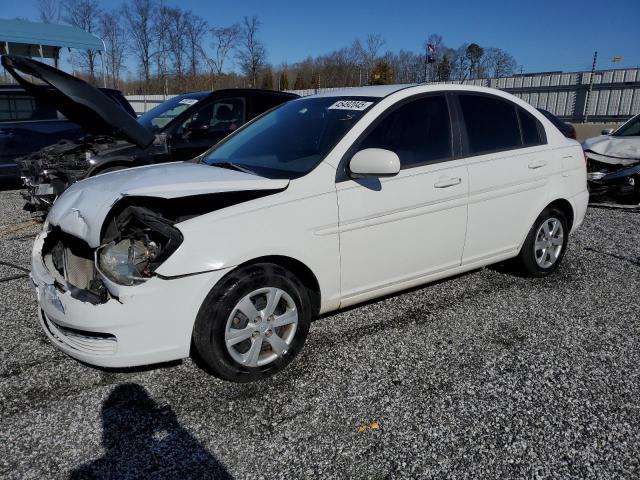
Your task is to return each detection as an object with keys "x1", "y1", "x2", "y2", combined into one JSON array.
[
  {"x1": 47, "y1": 162, "x2": 289, "y2": 247},
  {"x1": 1, "y1": 55, "x2": 154, "y2": 148},
  {"x1": 582, "y1": 135, "x2": 640, "y2": 165}
]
